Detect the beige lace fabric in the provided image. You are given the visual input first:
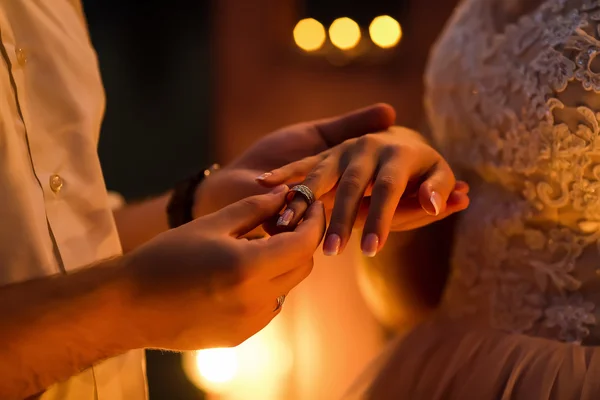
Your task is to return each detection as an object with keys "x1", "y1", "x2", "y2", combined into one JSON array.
[
  {"x1": 342, "y1": 1, "x2": 600, "y2": 398},
  {"x1": 425, "y1": 0, "x2": 600, "y2": 345}
]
